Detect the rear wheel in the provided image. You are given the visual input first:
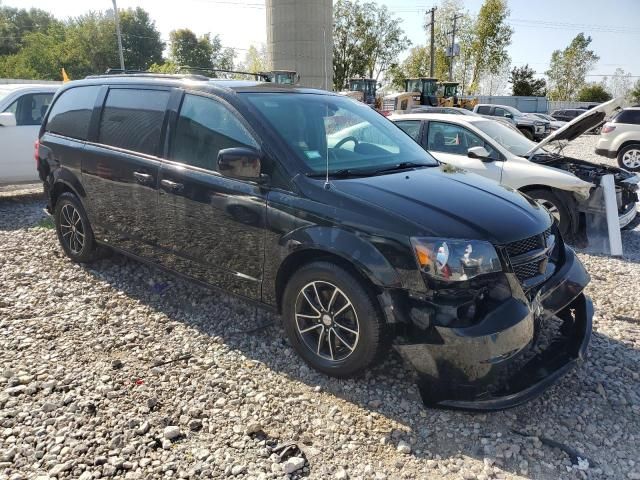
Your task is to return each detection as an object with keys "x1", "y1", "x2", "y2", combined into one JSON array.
[
  {"x1": 282, "y1": 261, "x2": 386, "y2": 378},
  {"x1": 617, "y1": 144, "x2": 640, "y2": 171},
  {"x1": 54, "y1": 192, "x2": 100, "y2": 263},
  {"x1": 527, "y1": 189, "x2": 571, "y2": 237}
]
